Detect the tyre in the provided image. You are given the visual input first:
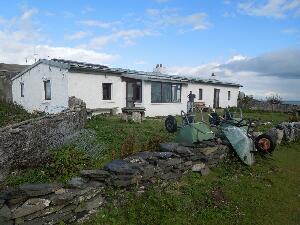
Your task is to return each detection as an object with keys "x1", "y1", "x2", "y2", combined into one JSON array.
[
  {"x1": 255, "y1": 134, "x2": 276, "y2": 154},
  {"x1": 165, "y1": 115, "x2": 177, "y2": 133}
]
